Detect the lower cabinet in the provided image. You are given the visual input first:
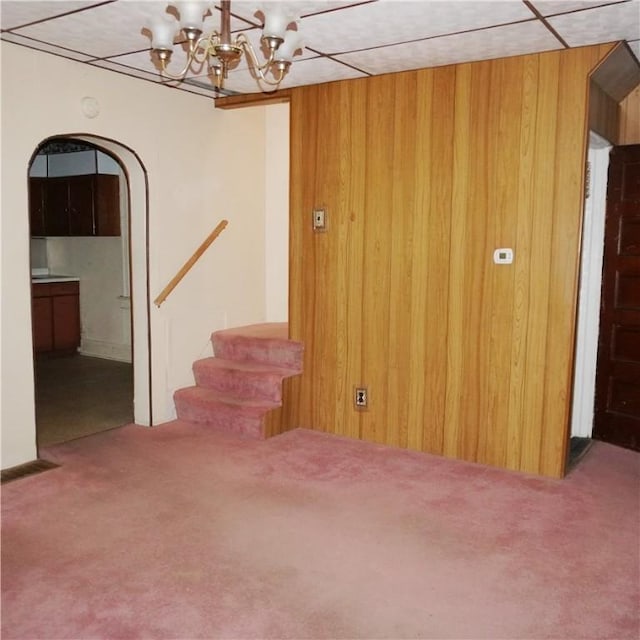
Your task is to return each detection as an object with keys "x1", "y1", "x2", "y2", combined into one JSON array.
[{"x1": 32, "y1": 281, "x2": 80, "y2": 355}]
